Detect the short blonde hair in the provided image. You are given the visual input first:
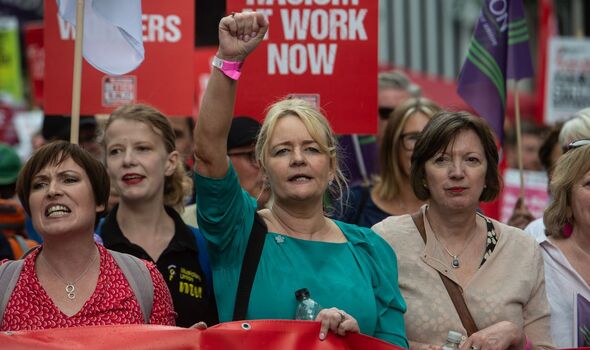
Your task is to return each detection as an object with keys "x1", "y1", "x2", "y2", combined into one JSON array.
[
  {"x1": 559, "y1": 108, "x2": 590, "y2": 147},
  {"x1": 255, "y1": 99, "x2": 346, "y2": 212},
  {"x1": 544, "y1": 144, "x2": 590, "y2": 237},
  {"x1": 375, "y1": 97, "x2": 441, "y2": 200},
  {"x1": 104, "y1": 104, "x2": 192, "y2": 211}
]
